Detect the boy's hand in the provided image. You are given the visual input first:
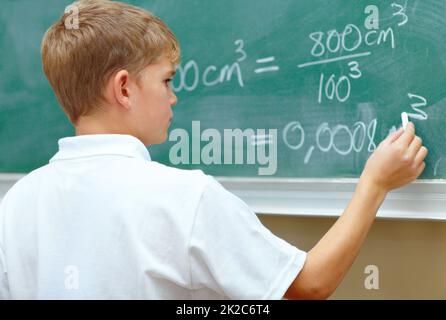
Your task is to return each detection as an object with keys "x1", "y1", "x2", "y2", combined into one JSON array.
[{"x1": 361, "y1": 122, "x2": 428, "y2": 193}]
